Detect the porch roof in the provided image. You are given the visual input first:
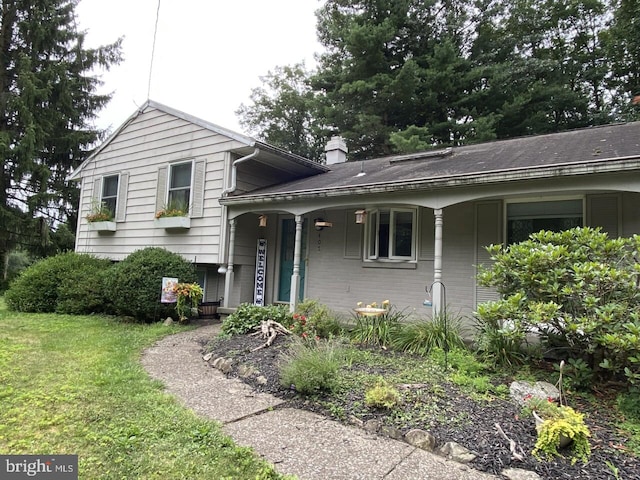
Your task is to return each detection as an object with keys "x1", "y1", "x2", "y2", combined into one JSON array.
[{"x1": 220, "y1": 122, "x2": 640, "y2": 204}]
